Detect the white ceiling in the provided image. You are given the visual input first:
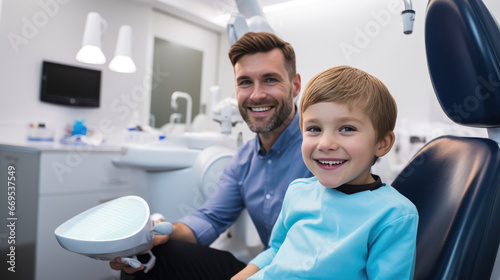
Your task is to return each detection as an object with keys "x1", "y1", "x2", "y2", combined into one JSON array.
[
  {"x1": 185, "y1": 0, "x2": 298, "y2": 14},
  {"x1": 145, "y1": 0, "x2": 312, "y2": 30},
  {"x1": 195, "y1": 0, "x2": 294, "y2": 8}
]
